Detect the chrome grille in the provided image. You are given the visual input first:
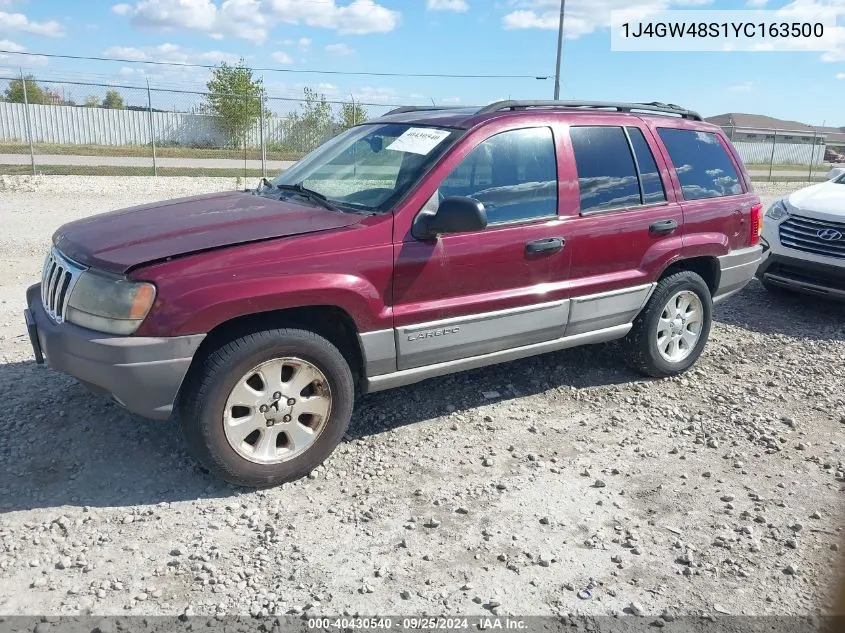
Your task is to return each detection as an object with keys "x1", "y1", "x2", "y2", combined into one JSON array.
[
  {"x1": 41, "y1": 247, "x2": 85, "y2": 323},
  {"x1": 779, "y1": 215, "x2": 845, "y2": 260}
]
